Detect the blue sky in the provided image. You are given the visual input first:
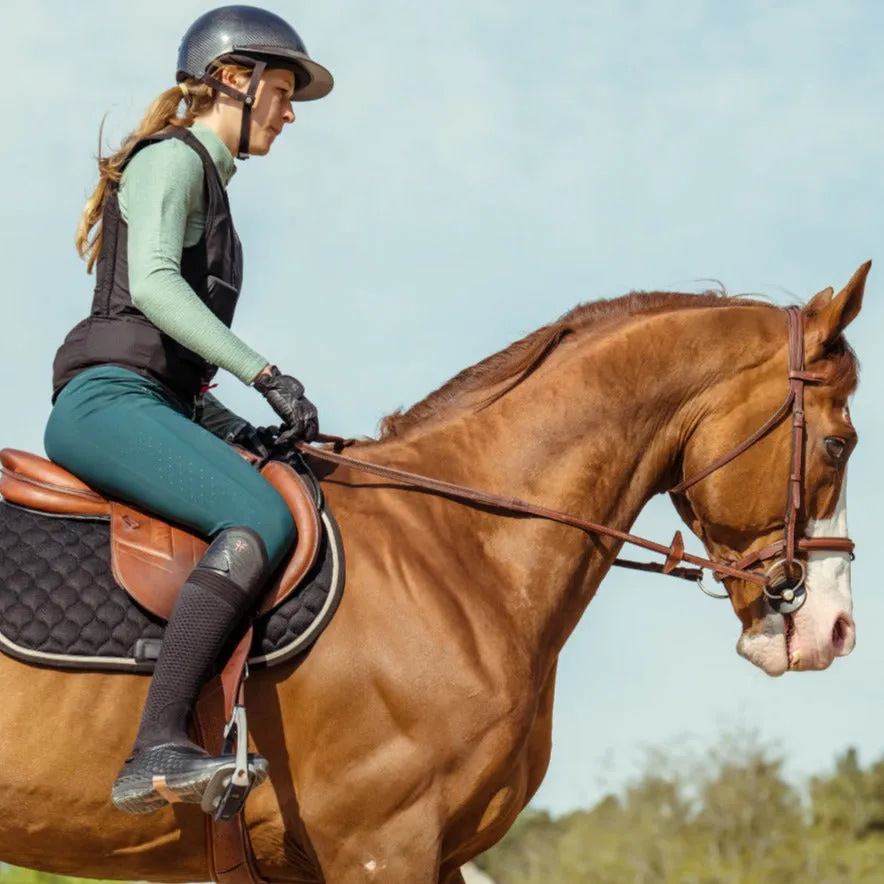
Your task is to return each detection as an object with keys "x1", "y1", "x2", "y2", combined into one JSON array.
[{"x1": 4, "y1": 0, "x2": 884, "y2": 816}]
